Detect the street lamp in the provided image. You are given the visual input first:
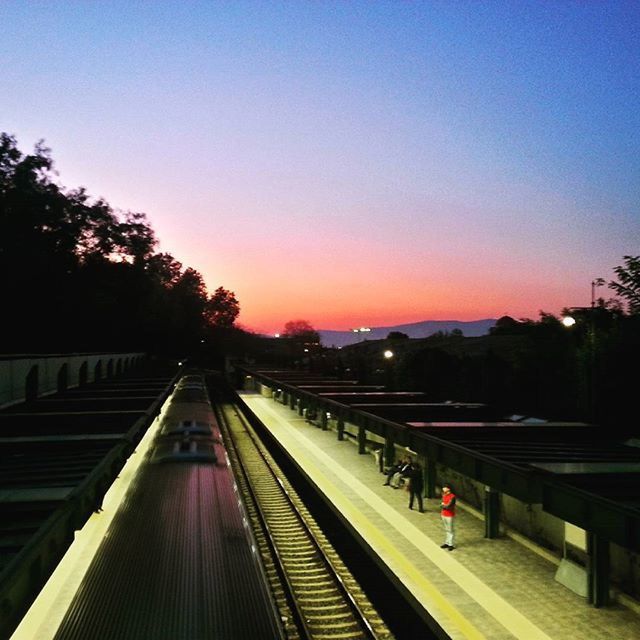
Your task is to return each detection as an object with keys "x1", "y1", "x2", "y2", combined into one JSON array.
[{"x1": 383, "y1": 349, "x2": 395, "y2": 390}]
